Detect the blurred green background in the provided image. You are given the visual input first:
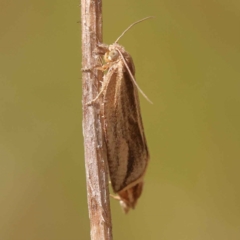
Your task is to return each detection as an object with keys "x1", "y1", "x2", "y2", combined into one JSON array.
[{"x1": 1, "y1": 0, "x2": 240, "y2": 239}]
